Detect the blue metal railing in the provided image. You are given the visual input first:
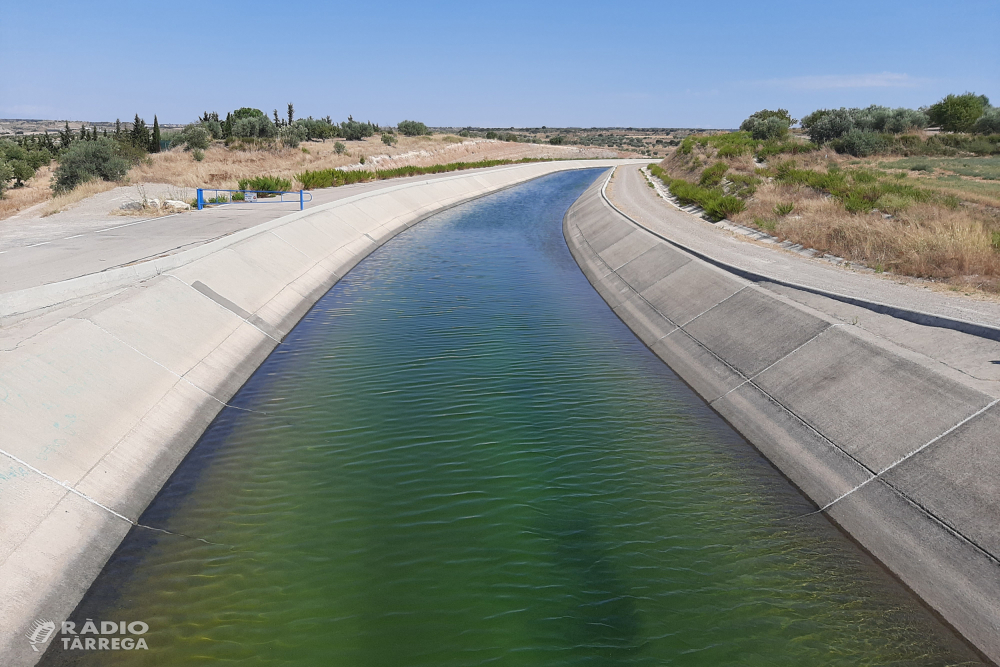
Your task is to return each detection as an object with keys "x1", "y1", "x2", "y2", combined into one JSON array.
[{"x1": 196, "y1": 189, "x2": 313, "y2": 211}]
